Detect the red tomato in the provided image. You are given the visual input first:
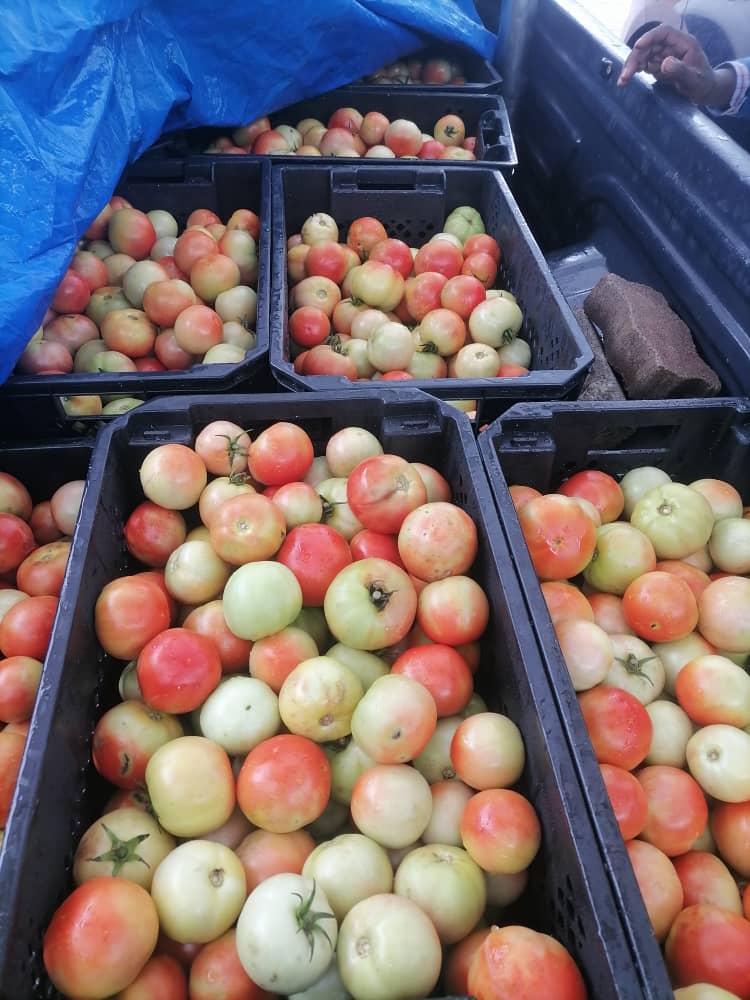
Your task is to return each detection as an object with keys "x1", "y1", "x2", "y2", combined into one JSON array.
[
  {"x1": 235, "y1": 828, "x2": 316, "y2": 895},
  {"x1": 305, "y1": 241, "x2": 349, "y2": 284},
  {"x1": 248, "y1": 423, "x2": 315, "y2": 486},
  {"x1": 248, "y1": 626, "x2": 319, "y2": 693},
  {"x1": 626, "y1": 839, "x2": 684, "y2": 942},
  {"x1": 711, "y1": 800, "x2": 750, "y2": 879},
  {"x1": 0, "y1": 655, "x2": 42, "y2": 723},
  {"x1": 368, "y1": 238, "x2": 414, "y2": 278},
  {"x1": 209, "y1": 493, "x2": 287, "y2": 565},
  {"x1": 468, "y1": 925, "x2": 586, "y2": 1000},
  {"x1": 404, "y1": 272, "x2": 448, "y2": 321},
  {"x1": 380, "y1": 371, "x2": 413, "y2": 381},
  {"x1": 29, "y1": 502, "x2": 61, "y2": 544},
  {"x1": 173, "y1": 304, "x2": 223, "y2": 355},
  {"x1": 303, "y1": 344, "x2": 358, "y2": 380},
  {"x1": 0, "y1": 594, "x2": 57, "y2": 659},
  {"x1": 124, "y1": 502, "x2": 187, "y2": 568},
  {"x1": 559, "y1": 470, "x2": 624, "y2": 523},
  {"x1": 397, "y1": 501, "x2": 477, "y2": 581},
  {"x1": 518, "y1": 494, "x2": 597, "y2": 581},
  {"x1": 417, "y1": 575, "x2": 490, "y2": 645},
  {"x1": 189, "y1": 928, "x2": 274, "y2": 1000},
  {"x1": 0, "y1": 513, "x2": 36, "y2": 574},
  {"x1": 115, "y1": 952, "x2": 187, "y2": 999},
  {"x1": 637, "y1": 765, "x2": 708, "y2": 856},
  {"x1": 578, "y1": 685, "x2": 652, "y2": 770},
  {"x1": 622, "y1": 571, "x2": 699, "y2": 643},
  {"x1": 672, "y1": 850, "x2": 743, "y2": 914},
  {"x1": 43, "y1": 877, "x2": 160, "y2": 998},
  {"x1": 444, "y1": 928, "x2": 490, "y2": 996},
  {"x1": 391, "y1": 644, "x2": 473, "y2": 716},
  {"x1": 508, "y1": 484, "x2": 542, "y2": 512},
  {"x1": 461, "y1": 252, "x2": 497, "y2": 288},
  {"x1": 440, "y1": 274, "x2": 486, "y2": 318},
  {"x1": 173, "y1": 229, "x2": 217, "y2": 276},
  {"x1": 94, "y1": 575, "x2": 172, "y2": 660},
  {"x1": 275, "y1": 523, "x2": 352, "y2": 606},
  {"x1": 599, "y1": 763, "x2": 648, "y2": 840},
  {"x1": 236, "y1": 734, "x2": 331, "y2": 832},
  {"x1": 289, "y1": 306, "x2": 331, "y2": 348},
  {"x1": 137, "y1": 628, "x2": 221, "y2": 714},
  {"x1": 52, "y1": 268, "x2": 91, "y2": 313},
  {"x1": 349, "y1": 529, "x2": 405, "y2": 567},
  {"x1": 346, "y1": 454, "x2": 427, "y2": 533},
  {"x1": 142, "y1": 279, "x2": 197, "y2": 328},
  {"x1": 460, "y1": 789, "x2": 541, "y2": 874},
  {"x1": 540, "y1": 581, "x2": 594, "y2": 627},
  {"x1": 183, "y1": 601, "x2": 253, "y2": 674},
  {"x1": 464, "y1": 234, "x2": 501, "y2": 261},
  {"x1": 419, "y1": 139, "x2": 447, "y2": 159},
  {"x1": 414, "y1": 241, "x2": 464, "y2": 280},
  {"x1": 665, "y1": 903, "x2": 750, "y2": 997}
]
